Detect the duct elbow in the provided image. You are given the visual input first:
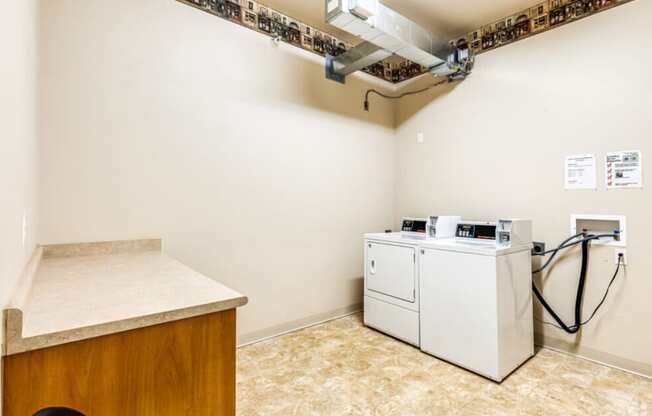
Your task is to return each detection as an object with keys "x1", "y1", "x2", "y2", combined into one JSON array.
[{"x1": 430, "y1": 46, "x2": 475, "y2": 80}]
